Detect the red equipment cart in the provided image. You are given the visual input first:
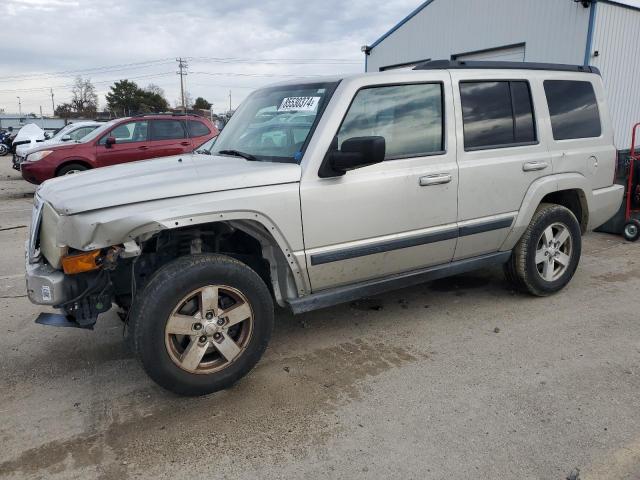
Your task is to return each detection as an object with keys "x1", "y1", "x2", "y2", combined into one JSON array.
[{"x1": 623, "y1": 122, "x2": 640, "y2": 241}]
